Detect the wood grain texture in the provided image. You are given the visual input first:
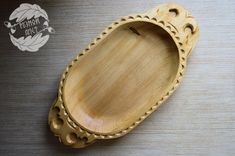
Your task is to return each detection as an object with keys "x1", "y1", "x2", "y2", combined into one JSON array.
[
  {"x1": 48, "y1": 3, "x2": 200, "y2": 148},
  {"x1": 0, "y1": 0, "x2": 234, "y2": 155}
]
